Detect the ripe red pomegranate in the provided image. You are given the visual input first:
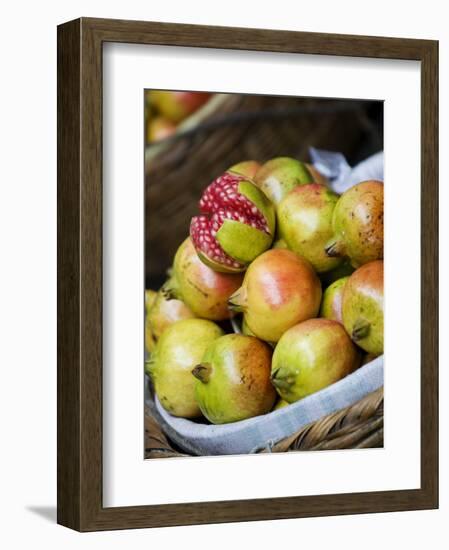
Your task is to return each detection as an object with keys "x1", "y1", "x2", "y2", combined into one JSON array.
[
  {"x1": 190, "y1": 171, "x2": 275, "y2": 273},
  {"x1": 229, "y1": 249, "x2": 322, "y2": 342},
  {"x1": 165, "y1": 238, "x2": 243, "y2": 321}
]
